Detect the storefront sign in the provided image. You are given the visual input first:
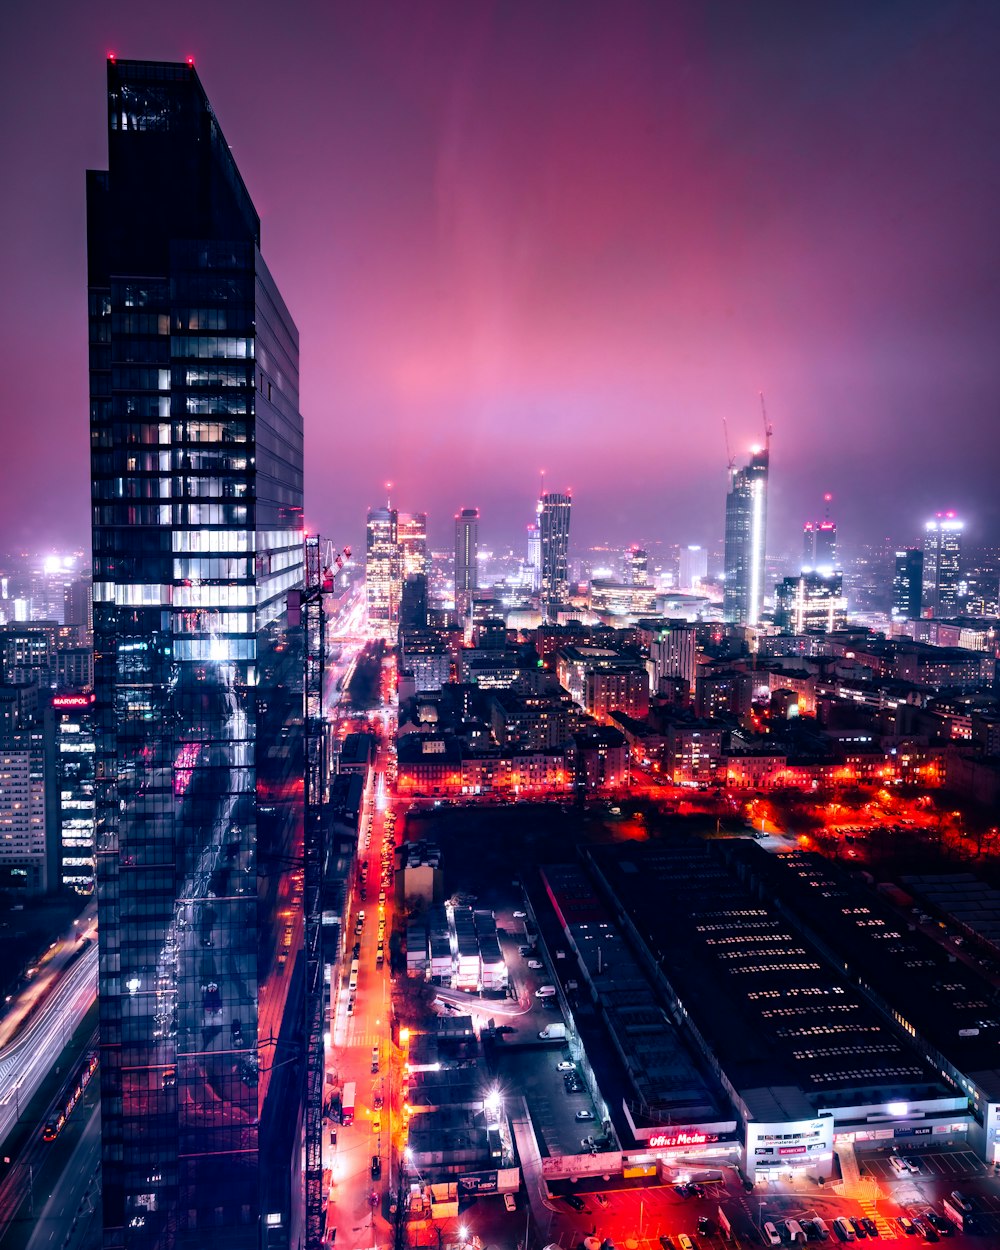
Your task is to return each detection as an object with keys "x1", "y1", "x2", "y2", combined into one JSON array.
[
  {"x1": 458, "y1": 1172, "x2": 497, "y2": 1193},
  {"x1": 648, "y1": 1130, "x2": 715, "y2": 1148}
]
